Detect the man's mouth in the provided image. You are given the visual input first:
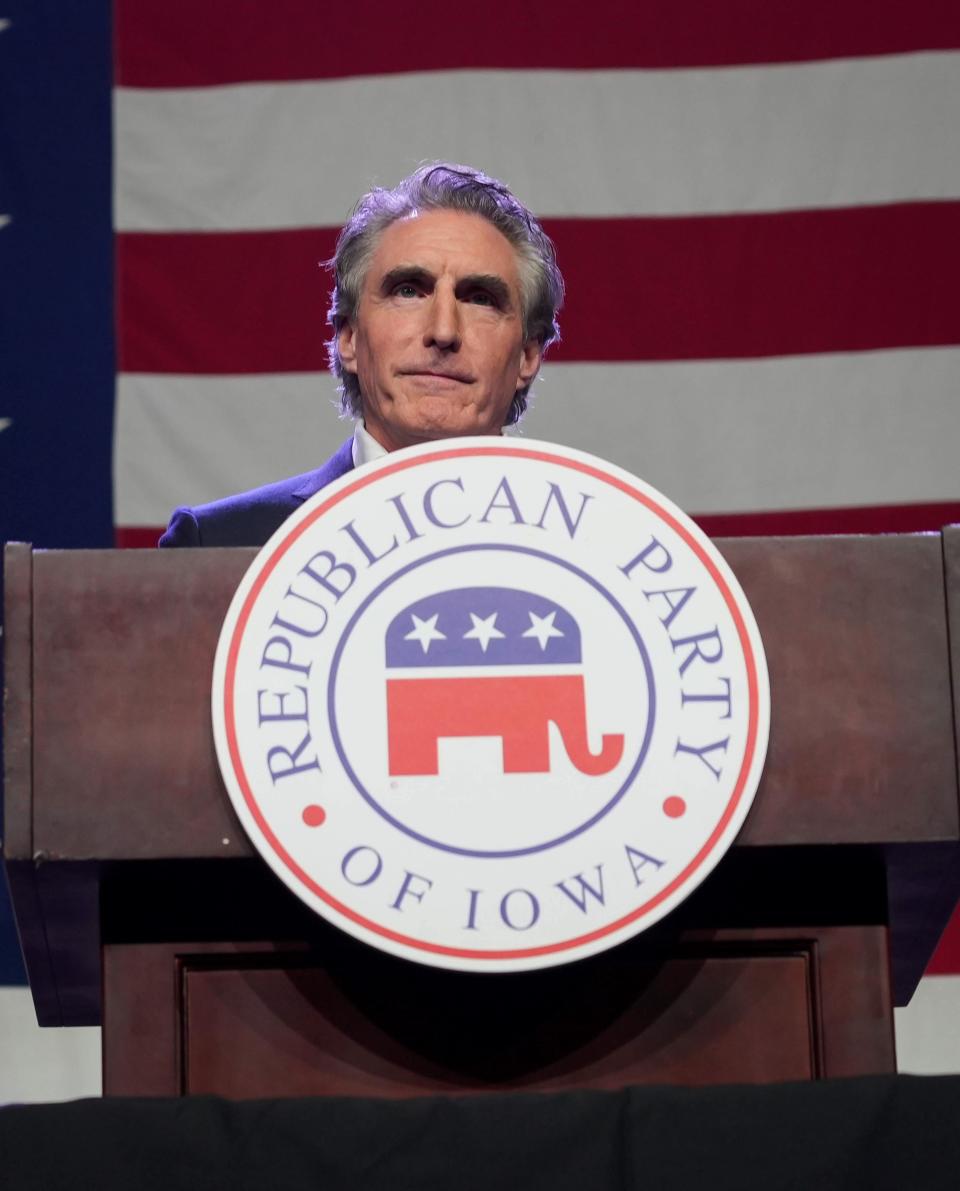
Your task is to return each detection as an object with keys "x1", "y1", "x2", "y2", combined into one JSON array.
[{"x1": 401, "y1": 369, "x2": 473, "y2": 384}]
